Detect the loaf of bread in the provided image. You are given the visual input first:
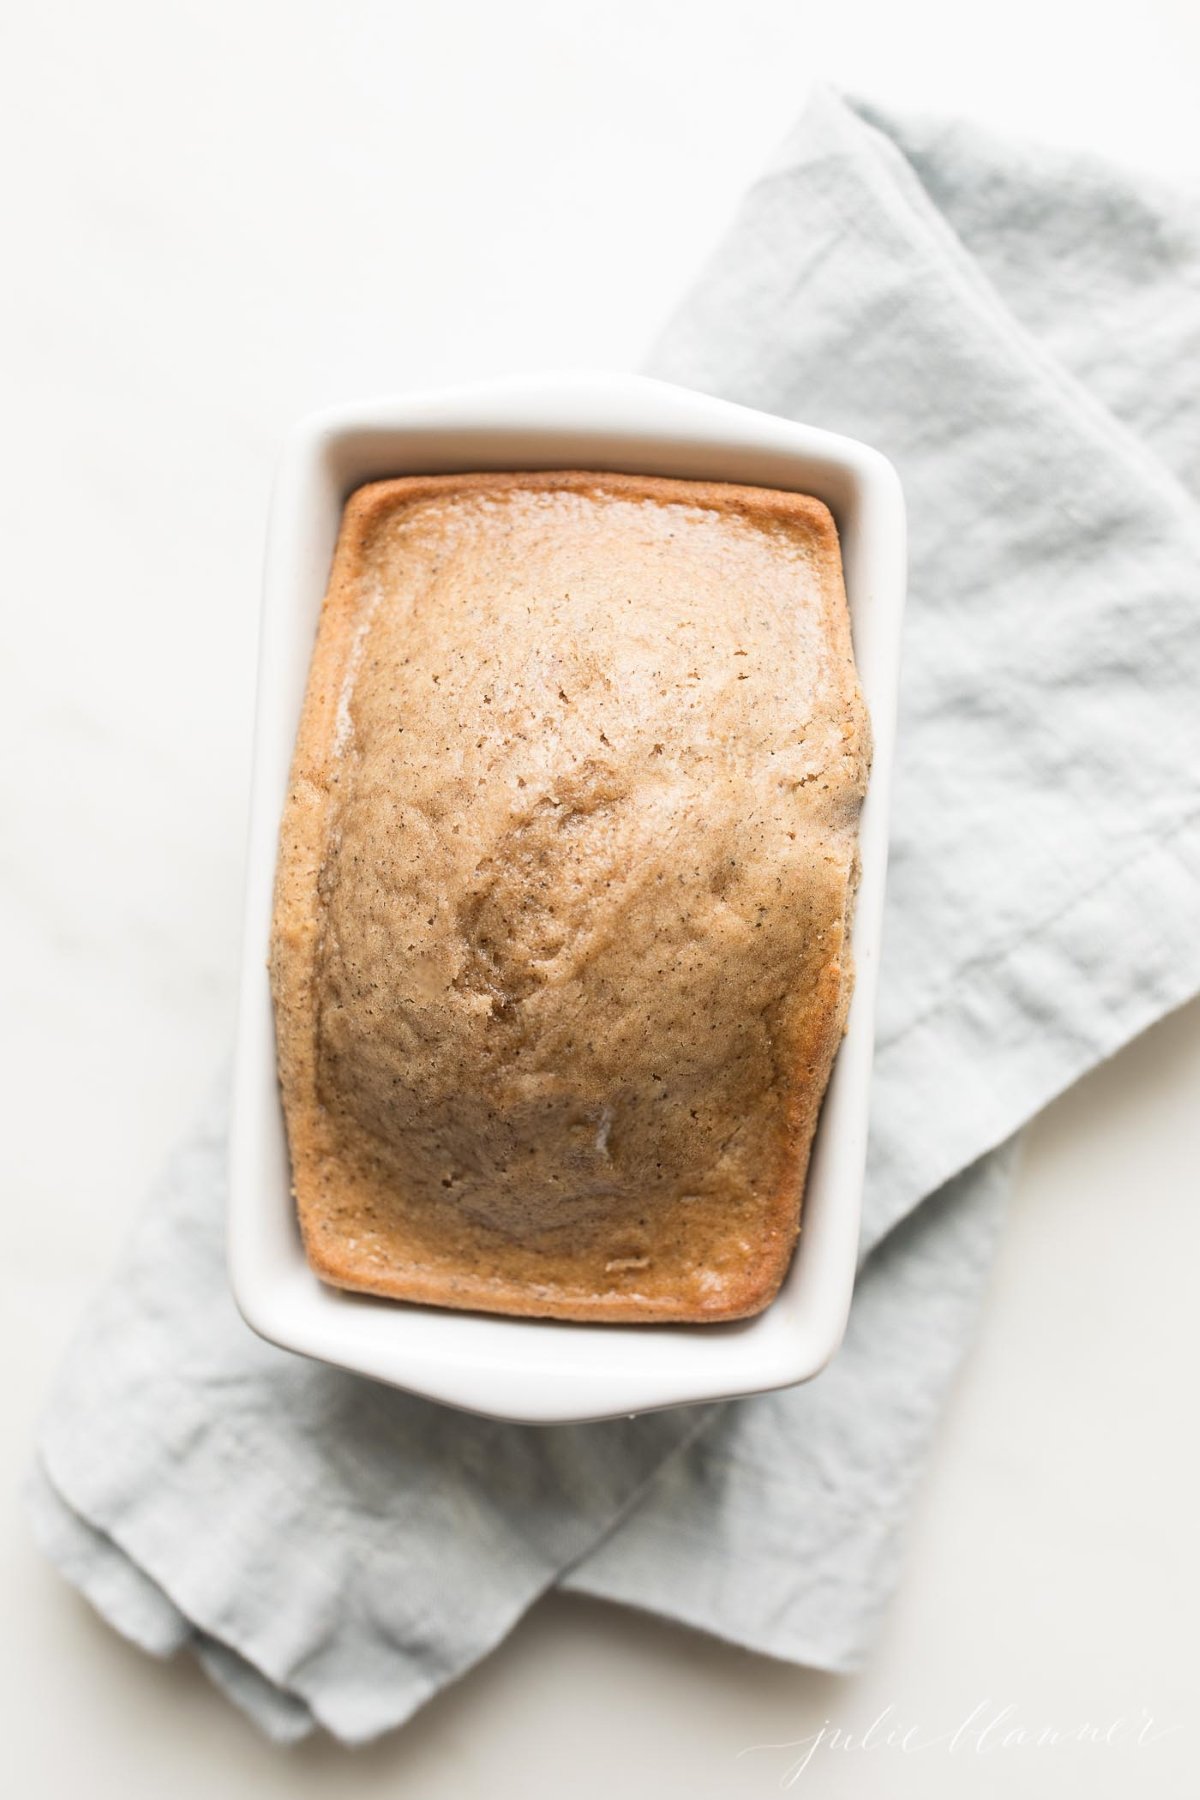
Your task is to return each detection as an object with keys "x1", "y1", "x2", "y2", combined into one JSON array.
[{"x1": 270, "y1": 471, "x2": 870, "y2": 1322}]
